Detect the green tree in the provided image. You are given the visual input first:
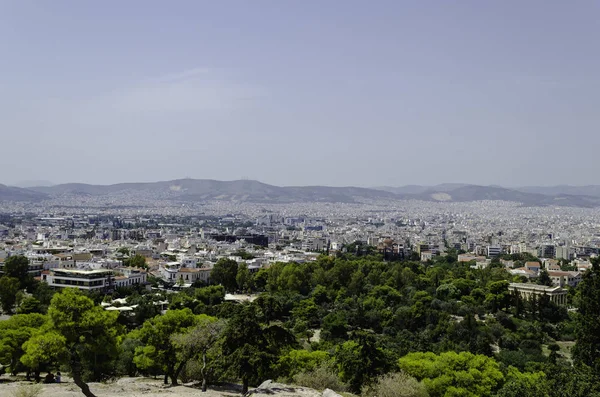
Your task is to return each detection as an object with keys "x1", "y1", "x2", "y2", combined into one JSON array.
[
  {"x1": 0, "y1": 313, "x2": 46, "y2": 376},
  {"x1": 21, "y1": 332, "x2": 66, "y2": 380},
  {"x1": 495, "y1": 367, "x2": 549, "y2": 397},
  {"x1": 171, "y1": 314, "x2": 225, "y2": 391},
  {"x1": 485, "y1": 280, "x2": 511, "y2": 312},
  {"x1": 21, "y1": 289, "x2": 122, "y2": 397},
  {"x1": 236, "y1": 262, "x2": 251, "y2": 292},
  {"x1": 398, "y1": 351, "x2": 504, "y2": 397},
  {"x1": 116, "y1": 335, "x2": 143, "y2": 377},
  {"x1": 3, "y1": 255, "x2": 30, "y2": 284},
  {"x1": 335, "y1": 331, "x2": 389, "y2": 393},
  {"x1": 211, "y1": 258, "x2": 239, "y2": 292},
  {"x1": 276, "y1": 349, "x2": 330, "y2": 381},
  {"x1": 16, "y1": 296, "x2": 42, "y2": 314},
  {"x1": 31, "y1": 280, "x2": 56, "y2": 312},
  {"x1": 0, "y1": 277, "x2": 20, "y2": 313},
  {"x1": 573, "y1": 258, "x2": 600, "y2": 373},
  {"x1": 134, "y1": 308, "x2": 198, "y2": 385},
  {"x1": 123, "y1": 254, "x2": 148, "y2": 269},
  {"x1": 537, "y1": 269, "x2": 553, "y2": 286},
  {"x1": 220, "y1": 303, "x2": 295, "y2": 393}
]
